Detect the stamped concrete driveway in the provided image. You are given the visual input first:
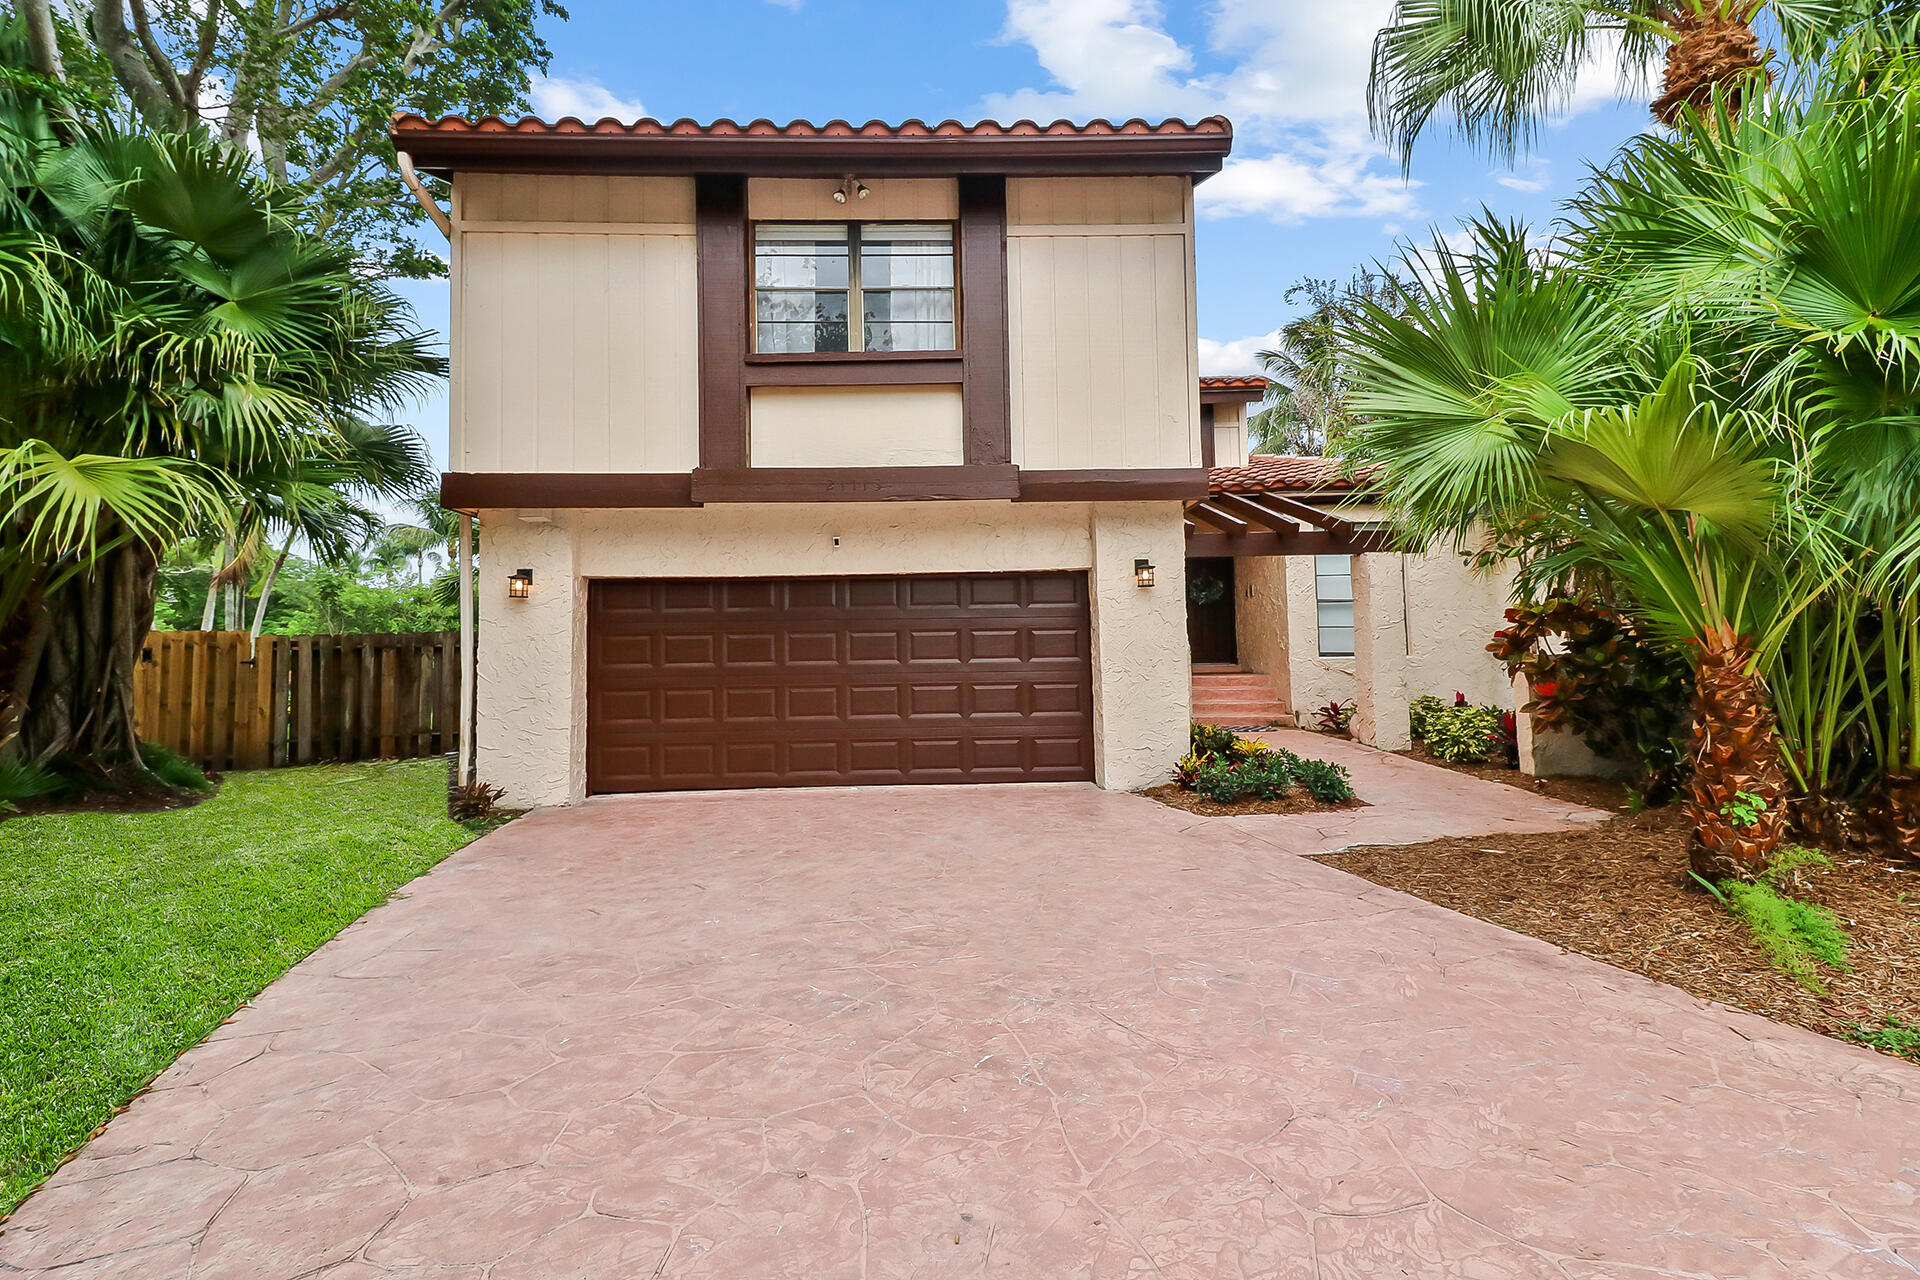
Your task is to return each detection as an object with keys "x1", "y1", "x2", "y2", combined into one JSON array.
[{"x1": 3, "y1": 751, "x2": 1916, "y2": 1278}]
